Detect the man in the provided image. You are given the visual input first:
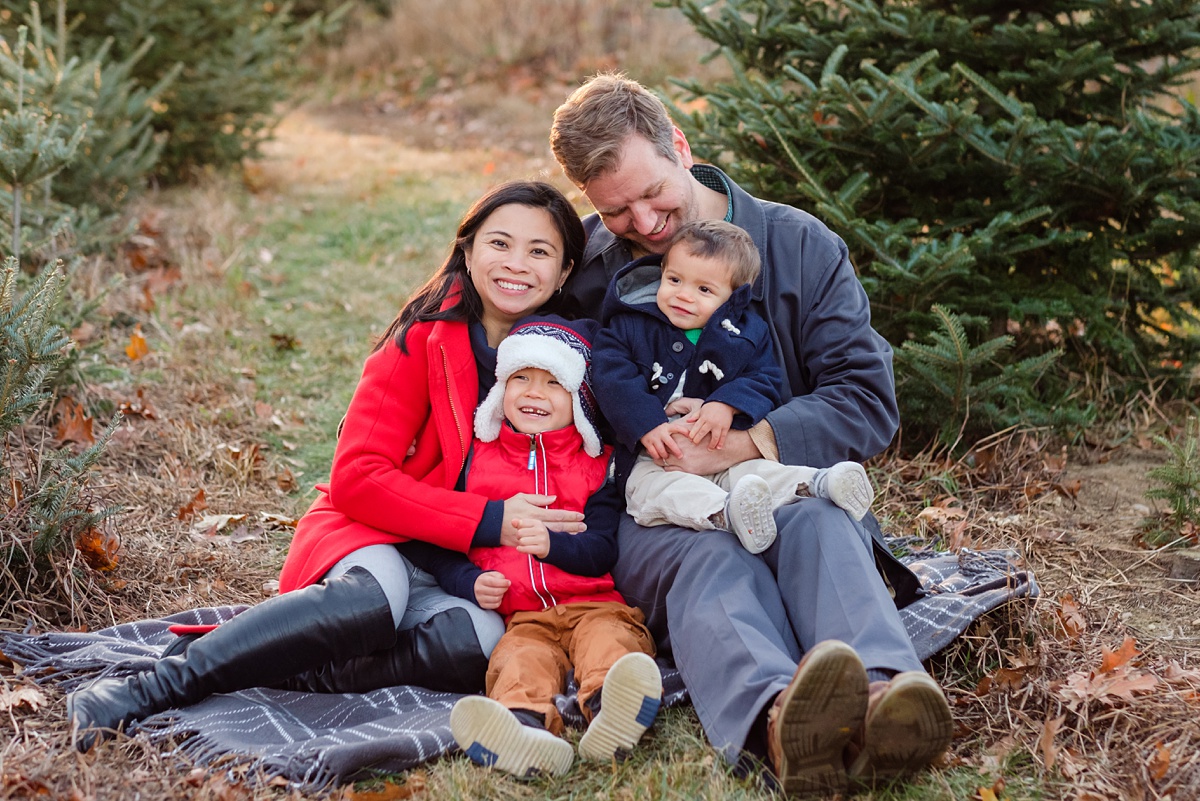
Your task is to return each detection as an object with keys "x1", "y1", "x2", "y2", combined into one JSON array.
[{"x1": 549, "y1": 73, "x2": 953, "y2": 796}]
